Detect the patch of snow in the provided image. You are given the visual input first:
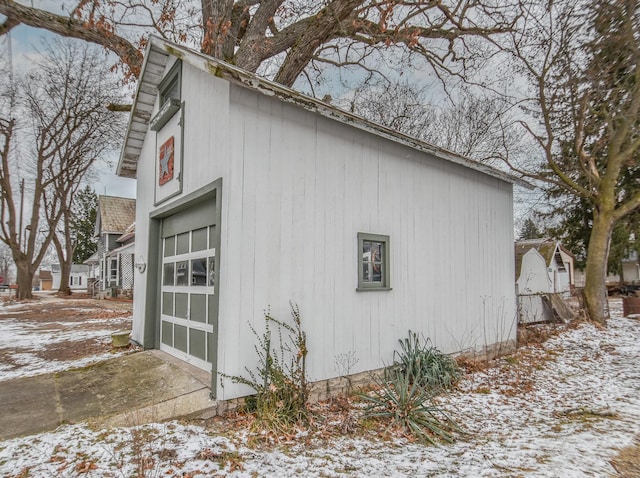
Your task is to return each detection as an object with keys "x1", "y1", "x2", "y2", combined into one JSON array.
[
  {"x1": 0, "y1": 309, "x2": 132, "y2": 381},
  {"x1": 1, "y1": 299, "x2": 639, "y2": 477}
]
